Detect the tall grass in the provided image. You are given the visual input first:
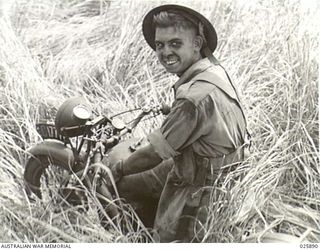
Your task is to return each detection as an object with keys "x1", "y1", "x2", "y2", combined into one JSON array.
[{"x1": 0, "y1": 0, "x2": 319, "y2": 243}]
